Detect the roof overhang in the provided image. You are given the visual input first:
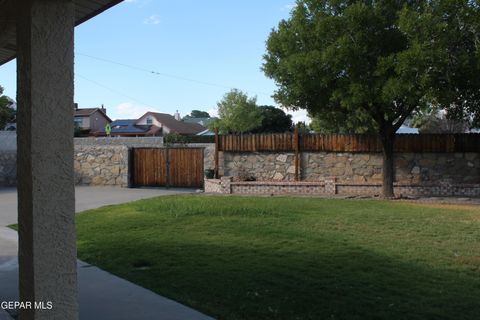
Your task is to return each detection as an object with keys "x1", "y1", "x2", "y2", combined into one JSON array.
[{"x1": 0, "y1": 0, "x2": 123, "y2": 66}]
